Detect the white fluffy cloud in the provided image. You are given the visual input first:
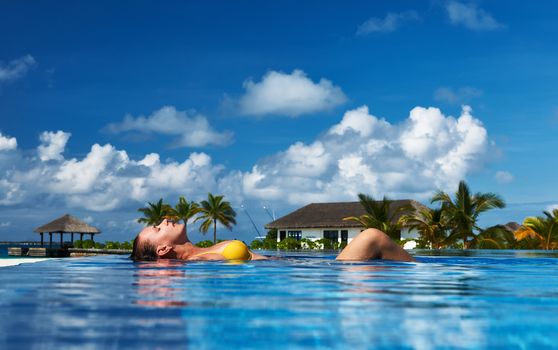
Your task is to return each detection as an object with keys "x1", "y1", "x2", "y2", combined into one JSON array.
[
  {"x1": 0, "y1": 179, "x2": 22, "y2": 205},
  {"x1": 494, "y1": 171, "x2": 514, "y2": 184},
  {"x1": 445, "y1": 1, "x2": 504, "y2": 31},
  {"x1": 0, "y1": 105, "x2": 492, "y2": 210},
  {"x1": 236, "y1": 70, "x2": 347, "y2": 117},
  {"x1": 38, "y1": 131, "x2": 71, "y2": 161},
  {"x1": 434, "y1": 86, "x2": 482, "y2": 104},
  {"x1": 105, "y1": 106, "x2": 233, "y2": 148},
  {"x1": 0, "y1": 132, "x2": 17, "y2": 151},
  {"x1": 0, "y1": 55, "x2": 36, "y2": 84},
  {"x1": 357, "y1": 11, "x2": 420, "y2": 35},
  {"x1": 238, "y1": 105, "x2": 490, "y2": 205},
  {"x1": 0, "y1": 133, "x2": 224, "y2": 212}
]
